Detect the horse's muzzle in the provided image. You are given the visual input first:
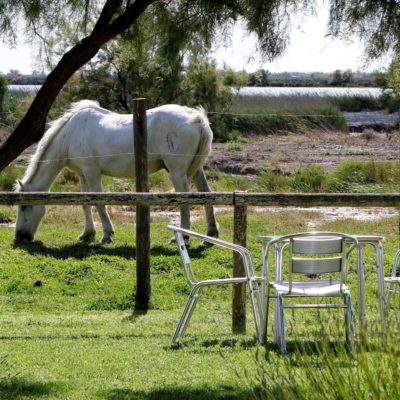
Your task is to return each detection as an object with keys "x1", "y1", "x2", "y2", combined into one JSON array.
[{"x1": 15, "y1": 230, "x2": 34, "y2": 242}]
